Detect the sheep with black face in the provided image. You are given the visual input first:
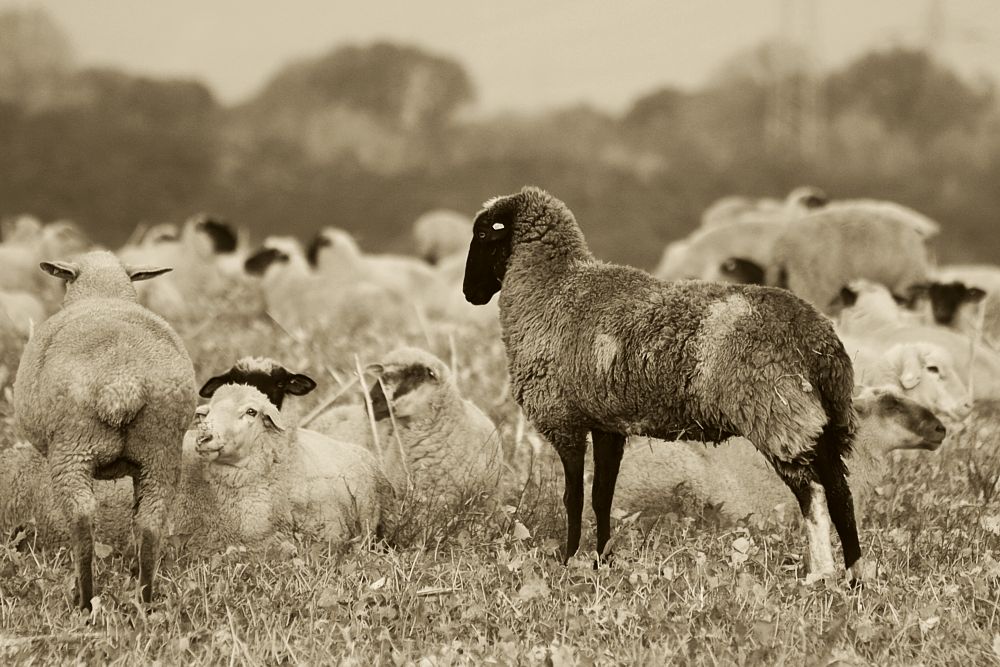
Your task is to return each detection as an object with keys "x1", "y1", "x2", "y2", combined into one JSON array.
[
  {"x1": 199, "y1": 357, "x2": 317, "y2": 411},
  {"x1": 463, "y1": 186, "x2": 865, "y2": 582}
]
